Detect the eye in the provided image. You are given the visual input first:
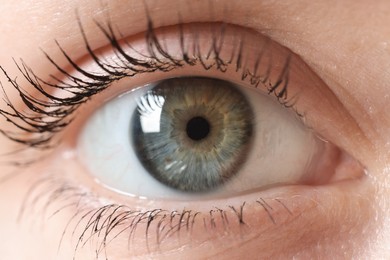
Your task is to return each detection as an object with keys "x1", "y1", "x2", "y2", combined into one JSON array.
[
  {"x1": 78, "y1": 76, "x2": 325, "y2": 199},
  {"x1": 47, "y1": 21, "x2": 363, "y2": 208},
  {"x1": 3, "y1": 18, "x2": 366, "y2": 258}
]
